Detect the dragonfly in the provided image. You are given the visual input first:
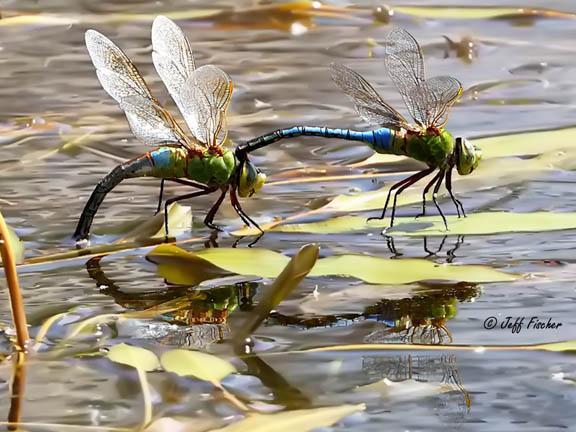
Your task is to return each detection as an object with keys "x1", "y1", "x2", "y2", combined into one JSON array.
[
  {"x1": 73, "y1": 16, "x2": 266, "y2": 244},
  {"x1": 238, "y1": 28, "x2": 482, "y2": 229}
]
